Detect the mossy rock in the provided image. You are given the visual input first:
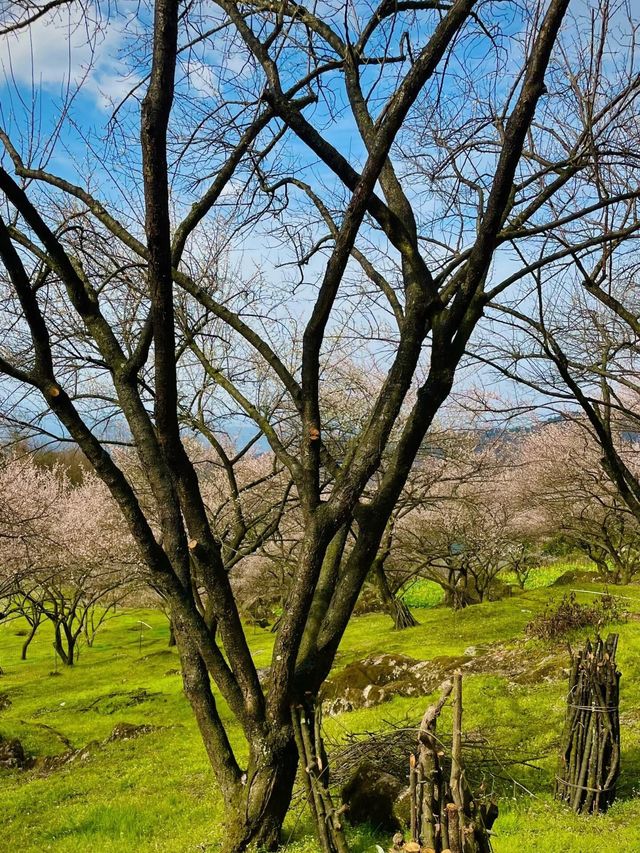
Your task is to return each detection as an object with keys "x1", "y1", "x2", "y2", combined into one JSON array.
[
  {"x1": 552, "y1": 569, "x2": 599, "y2": 586},
  {"x1": 341, "y1": 760, "x2": 403, "y2": 831},
  {"x1": 0, "y1": 735, "x2": 26, "y2": 769},
  {"x1": 322, "y1": 654, "x2": 471, "y2": 714},
  {"x1": 514, "y1": 654, "x2": 567, "y2": 685}
]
